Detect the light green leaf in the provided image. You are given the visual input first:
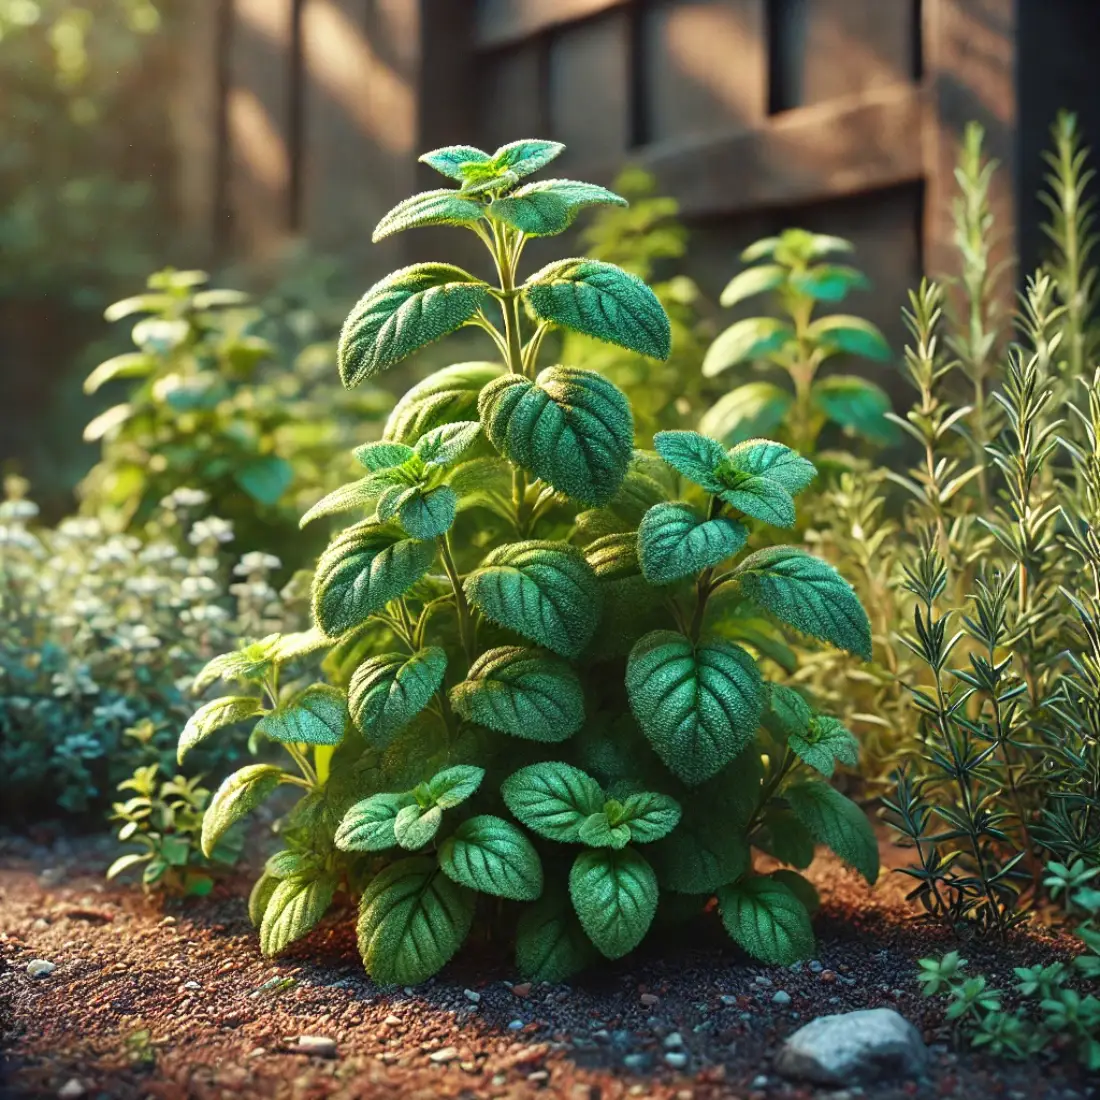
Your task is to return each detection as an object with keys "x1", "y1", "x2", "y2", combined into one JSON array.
[
  {"x1": 335, "y1": 792, "x2": 416, "y2": 852},
  {"x1": 419, "y1": 144, "x2": 491, "y2": 180},
  {"x1": 489, "y1": 179, "x2": 626, "y2": 236},
  {"x1": 479, "y1": 366, "x2": 634, "y2": 506},
  {"x1": 464, "y1": 540, "x2": 601, "y2": 658},
  {"x1": 265, "y1": 850, "x2": 317, "y2": 879},
  {"x1": 106, "y1": 852, "x2": 149, "y2": 880},
  {"x1": 414, "y1": 421, "x2": 482, "y2": 467},
  {"x1": 785, "y1": 781, "x2": 879, "y2": 883},
  {"x1": 338, "y1": 264, "x2": 490, "y2": 387},
  {"x1": 732, "y1": 547, "x2": 872, "y2": 659},
  {"x1": 312, "y1": 521, "x2": 437, "y2": 638},
  {"x1": 703, "y1": 317, "x2": 794, "y2": 377},
  {"x1": 626, "y1": 630, "x2": 763, "y2": 785},
  {"x1": 373, "y1": 189, "x2": 484, "y2": 242},
  {"x1": 491, "y1": 138, "x2": 564, "y2": 178},
  {"x1": 807, "y1": 315, "x2": 891, "y2": 361},
  {"x1": 719, "y1": 264, "x2": 786, "y2": 307},
  {"x1": 652, "y1": 430, "x2": 727, "y2": 493},
  {"x1": 84, "y1": 403, "x2": 133, "y2": 442},
  {"x1": 427, "y1": 764, "x2": 485, "y2": 808},
  {"x1": 698, "y1": 383, "x2": 794, "y2": 447},
  {"x1": 524, "y1": 258, "x2": 671, "y2": 360},
  {"x1": 726, "y1": 439, "x2": 817, "y2": 496},
  {"x1": 269, "y1": 628, "x2": 330, "y2": 663},
  {"x1": 192, "y1": 639, "x2": 278, "y2": 693},
  {"x1": 789, "y1": 716, "x2": 860, "y2": 777},
  {"x1": 357, "y1": 857, "x2": 475, "y2": 985},
  {"x1": 638, "y1": 502, "x2": 747, "y2": 585},
  {"x1": 616, "y1": 792, "x2": 682, "y2": 844},
  {"x1": 718, "y1": 473, "x2": 796, "y2": 528},
  {"x1": 83, "y1": 352, "x2": 155, "y2": 394},
  {"x1": 502, "y1": 762, "x2": 604, "y2": 843},
  {"x1": 201, "y1": 765, "x2": 282, "y2": 857},
  {"x1": 399, "y1": 486, "x2": 457, "y2": 539},
  {"x1": 300, "y1": 477, "x2": 381, "y2": 528},
  {"x1": 577, "y1": 812, "x2": 631, "y2": 849},
  {"x1": 394, "y1": 803, "x2": 444, "y2": 849},
  {"x1": 516, "y1": 886, "x2": 597, "y2": 982},
  {"x1": 248, "y1": 872, "x2": 279, "y2": 929},
  {"x1": 349, "y1": 647, "x2": 447, "y2": 745},
  {"x1": 259, "y1": 872, "x2": 337, "y2": 956},
  {"x1": 255, "y1": 685, "x2": 347, "y2": 746},
  {"x1": 103, "y1": 291, "x2": 174, "y2": 322},
  {"x1": 354, "y1": 441, "x2": 416, "y2": 471},
  {"x1": 236, "y1": 456, "x2": 293, "y2": 506},
  {"x1": 717, "y1": 875, "x2": 815, "y2": 965},
  {"x1": 789, "y1": 264, "x2": 868, "y2": 302},
  {"x1": 178, "y1": 696, "x2": 263, "y2": 764},
  {"x1": 438, "y1": 815, "x2": 543, "y2": 900},
  {"x1": 570, "y1": 848, "x2": 658, "y2": 959},
  {"x1": 384, "y1": 362, "x2": 504, "y2": 444},
  {"x1": 811, "y1": 375, "x2": 895, "y2": 443},
  {"x1": 450, "y1": 646, "x2": 584, "y2": 742}
]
